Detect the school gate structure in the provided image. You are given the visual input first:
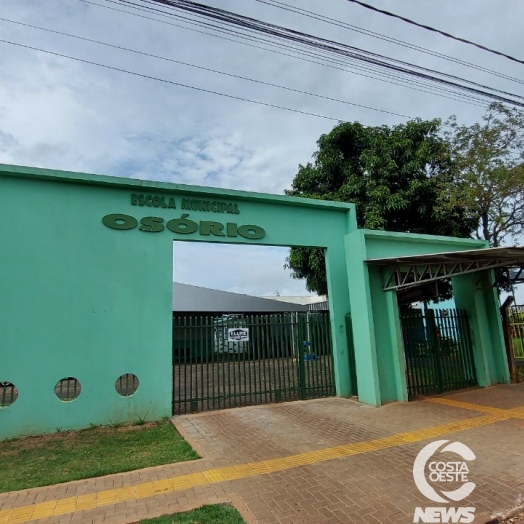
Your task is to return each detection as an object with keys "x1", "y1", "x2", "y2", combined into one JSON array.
[{"x1": 0, "y1": 164, "x2": 514, "y2": 440}]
